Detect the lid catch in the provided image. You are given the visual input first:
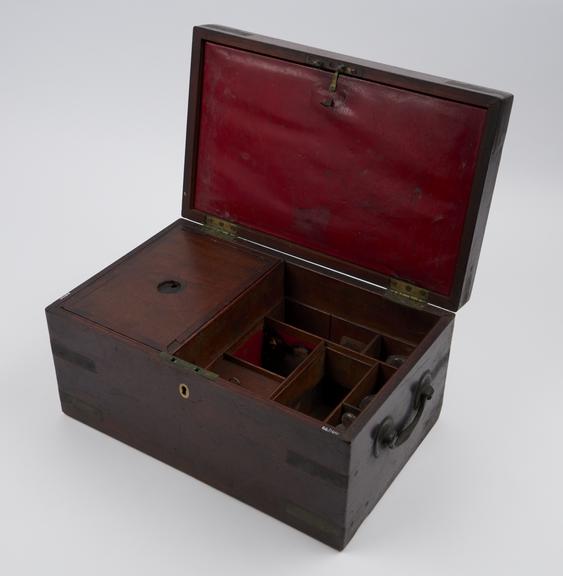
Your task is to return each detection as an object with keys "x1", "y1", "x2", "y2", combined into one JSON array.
[{"x1": 321, "y1": 70, "x2": 340, "y2": 107}]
